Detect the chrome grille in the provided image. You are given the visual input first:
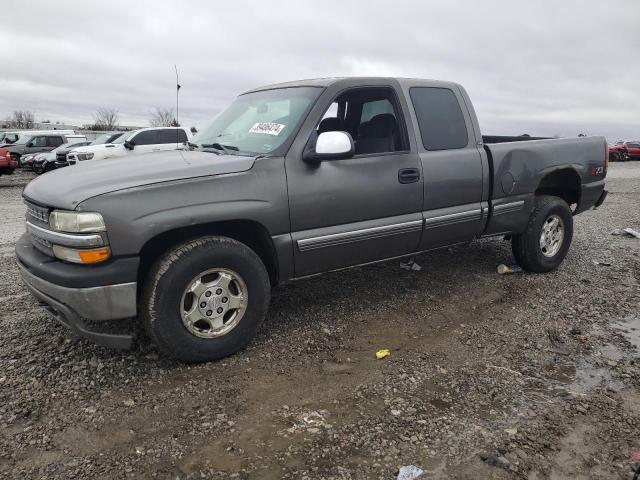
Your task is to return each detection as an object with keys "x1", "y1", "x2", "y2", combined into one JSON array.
[{"x1": 25, "y1": 201, "x2": 49, "y2": 225}]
